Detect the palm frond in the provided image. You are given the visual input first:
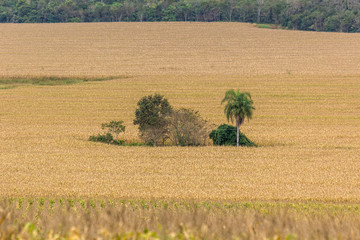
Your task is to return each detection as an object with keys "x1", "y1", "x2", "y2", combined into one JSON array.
[
  {"x1": 221, "y1": 89, "x2": 255, "y2": 125},
  {"x1": 221, "y1": 89, "x2": 236, "y2": 104}
]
